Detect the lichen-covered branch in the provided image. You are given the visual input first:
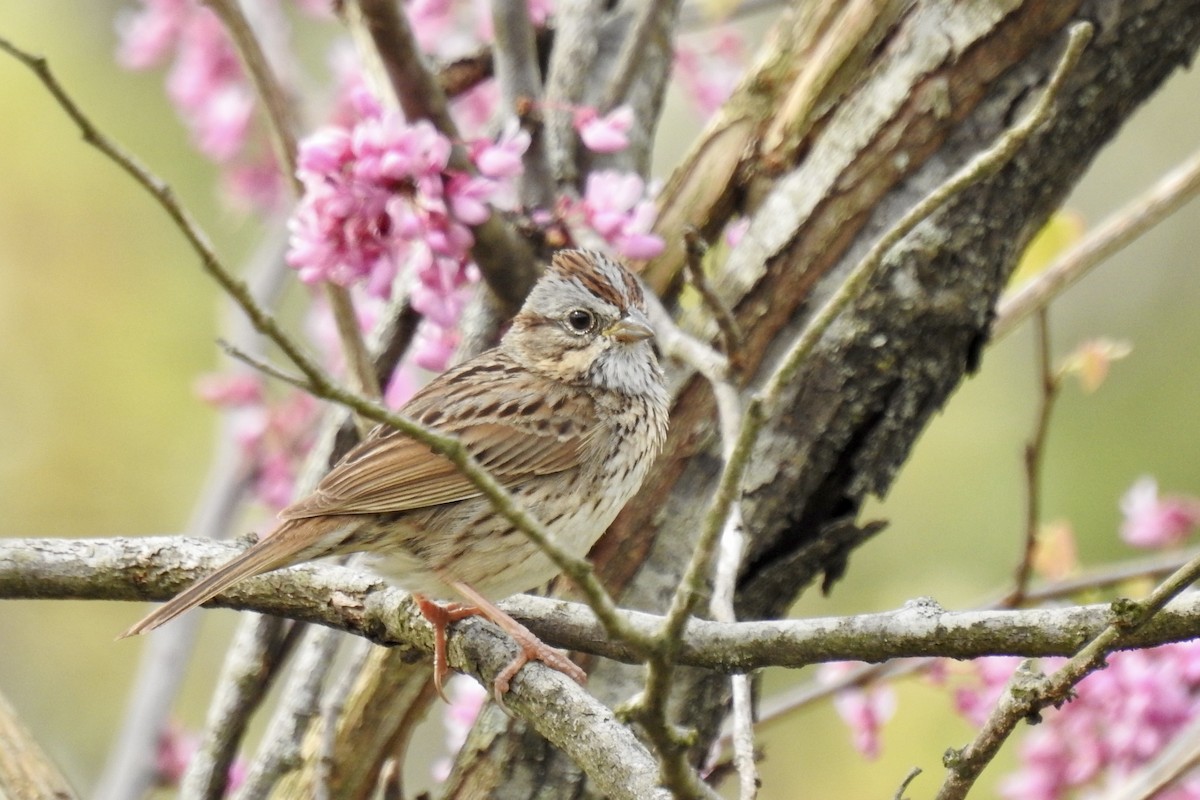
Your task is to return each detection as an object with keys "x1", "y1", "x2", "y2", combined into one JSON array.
[{"x1": 8, "y1": 537, "x2": 1200, "y2": 673}]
